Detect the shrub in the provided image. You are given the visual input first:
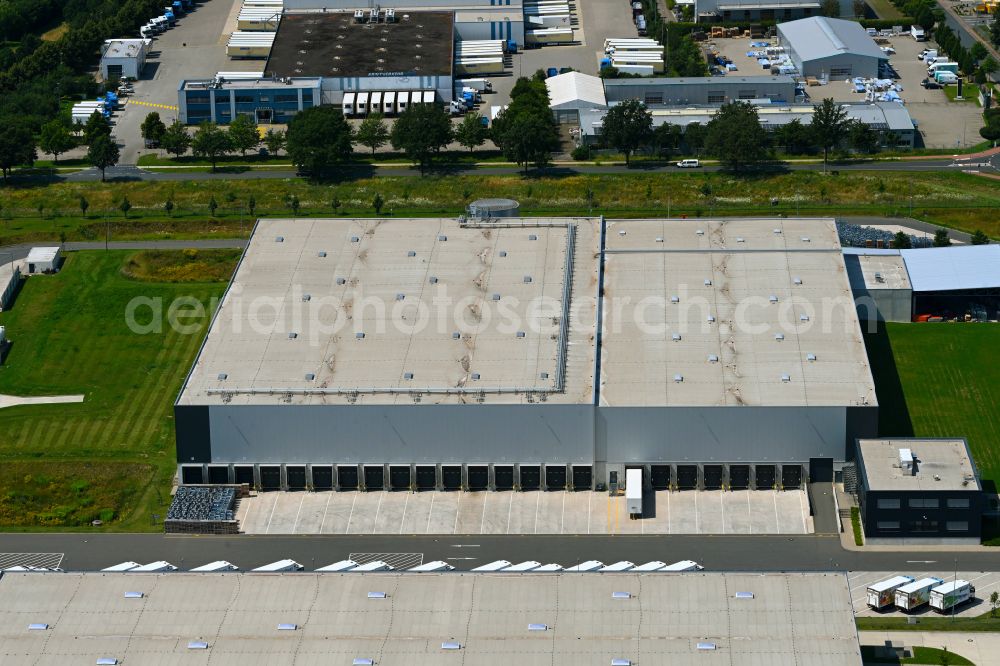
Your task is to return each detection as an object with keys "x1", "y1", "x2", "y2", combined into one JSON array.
[
  {"x1": 851, "y1": 506, "x2": 863, "y2": 546},
  {"x1": 571, "y1": 145, "x2": 592, "y2": 160}
]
